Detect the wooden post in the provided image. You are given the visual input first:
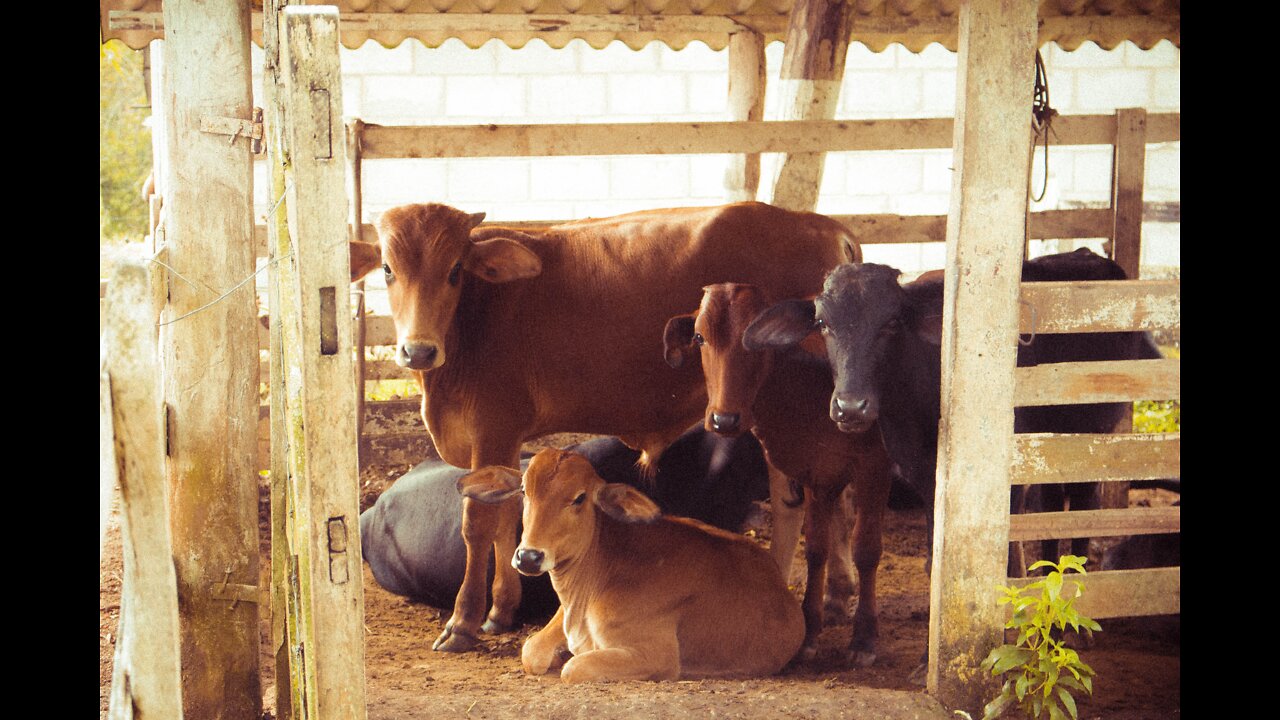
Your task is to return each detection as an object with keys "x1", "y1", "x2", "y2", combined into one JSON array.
[
  {"x1": 264, "y1": 2, "x2": 302, "y2": 717},
  {"x1": 276, "y1": 7, "x2": 368, "y2": 718},
  {"x1": 157, "y1": 2, "x2": 262, "y2": 718},
  {"x1": 348, "y1": 118, "x2": 368, "y2": 466},
  {"x1": 928, "y1": 0, "x2": 1037, "y2": 712},
  {"x1": 104, "y1": 260, "x2": 184, "y2": 720},
  {"x1": 725, "y1": 30, "x2": 766, "y2": 202},
  {"x1": 767, "y1": 0, "x2": 854, "y2": 211},
  {"x1": 1103, "y1": 108, "x2": 1147, "y2": 513}
]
